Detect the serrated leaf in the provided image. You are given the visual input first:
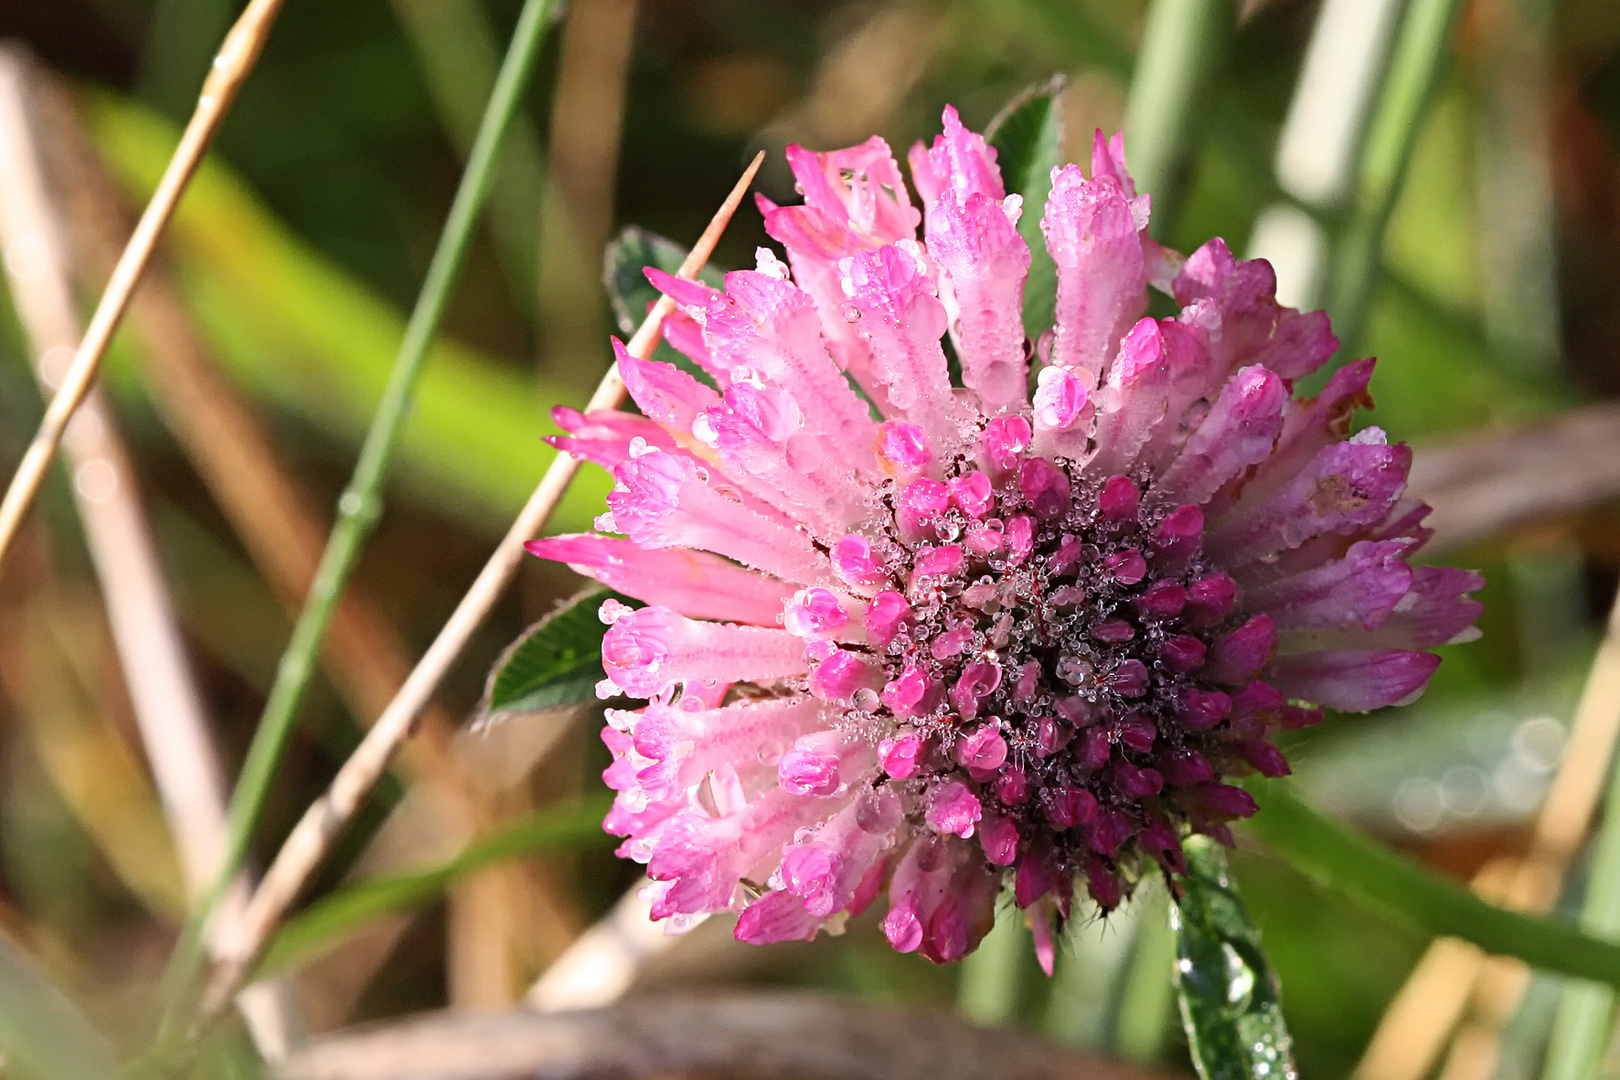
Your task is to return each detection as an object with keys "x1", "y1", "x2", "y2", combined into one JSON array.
[
  {"x1": 987, "y1": 77, "x2": 1065, "y2": 343},
  {"x1": 257, "y1": 796, "x2": 613, "y2": 977},
  {"x1": 603, "y1": 226, "x2": 726, "y2": 384},
  {"x1": 482, "y1": 588, "x2": 638, "y2": 719},
  {"x1": 1172, "y1": 836, "x2": 1298, "y2": 1080}
]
